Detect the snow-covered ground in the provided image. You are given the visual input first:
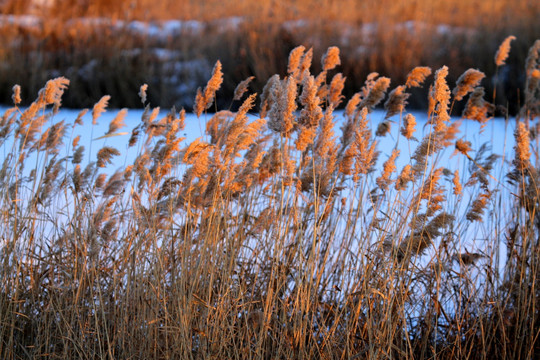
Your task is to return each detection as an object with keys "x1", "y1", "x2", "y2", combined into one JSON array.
[
  {"x1": 0, "y1": 104, "x2": 520, "y2": 304},
  {"x1": 0, "y1": 14, "x2": 477, "y2": 42},
  {"x1": 1, "y1": 105, "x2": 514, "y2": 185},
  {"x1": 33, "y1": 107, "x2": 514, "y2": 179}
]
